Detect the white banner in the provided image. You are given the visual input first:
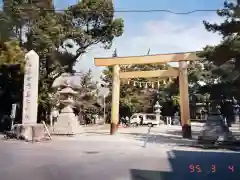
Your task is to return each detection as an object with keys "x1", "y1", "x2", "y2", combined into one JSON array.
[{"x1": 22, "y1": 50, "x2": 39, "y2": 124}]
